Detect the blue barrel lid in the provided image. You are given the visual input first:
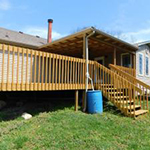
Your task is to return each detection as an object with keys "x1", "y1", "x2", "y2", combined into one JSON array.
[{"x1": 87, "y1": 90, "x2": 101, "y2": 93}]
